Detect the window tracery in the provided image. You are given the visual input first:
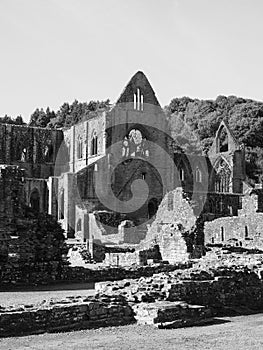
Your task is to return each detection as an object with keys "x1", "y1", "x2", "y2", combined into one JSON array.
[
  {"x1": 215, "y1": 159, "x2": 231, "y2": 193},
  {"x1": 91, "y1": 132, "x2": 98, "y2": 156},
  {"x1": 195, "y1": 167, "x2": 202, "y2": 183},
  {"x1": 77, "y1": 136, "x2": 83, "y2": 159},
  {"x1": 122, "y1": 129, "x2": 149, "y2": 158}
]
